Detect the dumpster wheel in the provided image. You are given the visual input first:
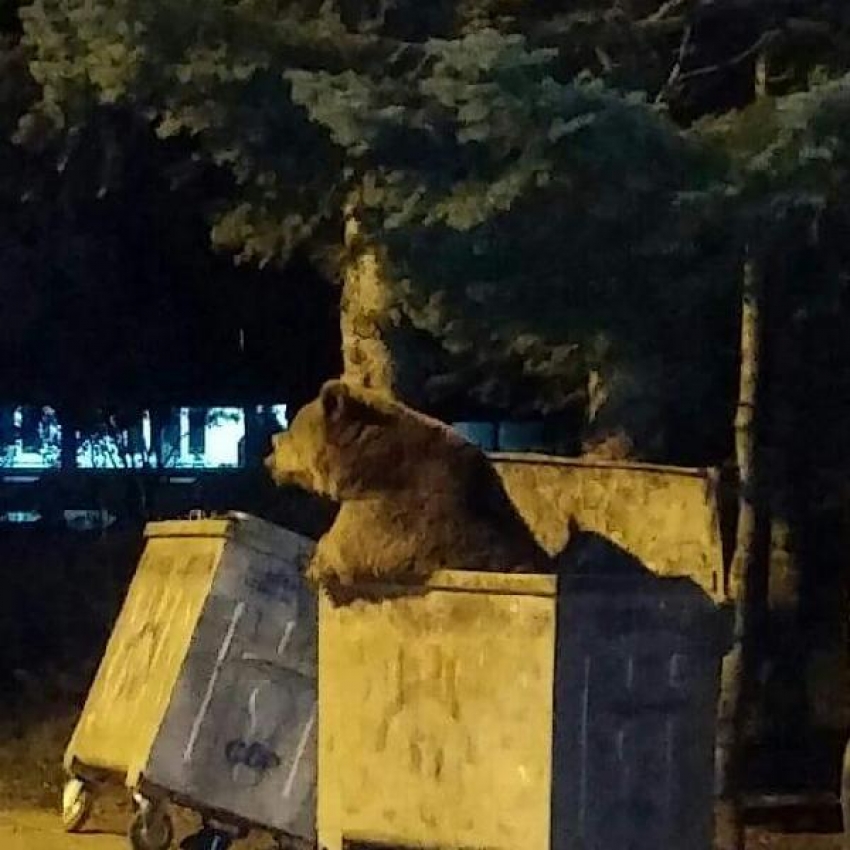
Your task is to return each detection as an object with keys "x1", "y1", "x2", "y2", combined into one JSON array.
[
  {"x1": 178, "y1": 824, "x2": 240, "y2": 849},
  {"x1": 61, "y1": 778, "x2": 94, "y2": 833},
  {"x1": 128, "y1": 805, "x2": 174, "y2": 850}
]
